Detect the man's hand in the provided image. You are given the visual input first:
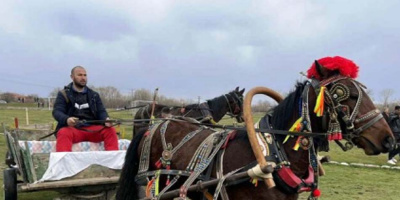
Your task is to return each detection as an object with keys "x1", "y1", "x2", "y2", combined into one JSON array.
[
  {"x1": 105, "y1": 117, "x2": 112, "y2": 127},
  {"x1": 67, "y1": 117, "x2": 79, "y2": 127}
]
